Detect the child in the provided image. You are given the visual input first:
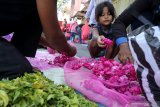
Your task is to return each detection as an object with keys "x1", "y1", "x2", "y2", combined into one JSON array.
[
  {"x1": 69, "y1": 18, "x2": 78, "y2": 42},
  {"x1": 88, "y1": 1, "x2": 118, "y2": 59}
]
